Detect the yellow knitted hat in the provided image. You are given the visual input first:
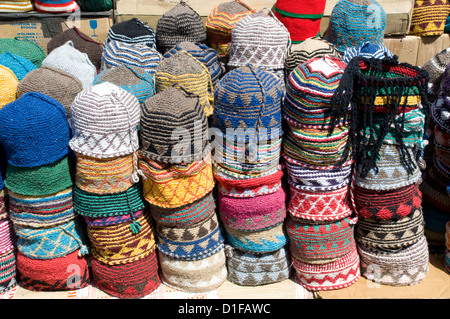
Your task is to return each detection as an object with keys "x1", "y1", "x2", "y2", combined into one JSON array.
[{"x1": 0, "y1": 65, "x2": 19, "y2": 109}]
